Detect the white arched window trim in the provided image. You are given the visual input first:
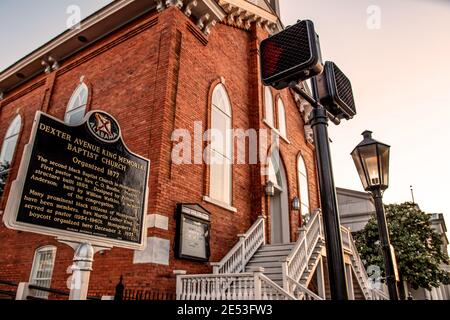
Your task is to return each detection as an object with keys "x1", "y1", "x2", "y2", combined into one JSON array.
[
  {"x1": 277, "y1": 97, "x2": 287, "y2": 138},
  {"x1": 0, "y1": 114, "x2": 22, "y2": 165},
  {"x1": 203, "y1": 83, "x2": 236, "y2": 212},
  {"x1": 65, "y1": 82, "x2": 88, "y2": 125},
  {"x1": 264, "y1": 87, "x2": 274, "y2": 126},
  {"x1": 29, "y1": 245, "x2": 57, "y2": 299},
  {"x1": 297, "y1": 155, "x2": 310, "y2": 215},
  {"x1": 268, "y1": 147, "x2": 282, "y2": 189}
]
